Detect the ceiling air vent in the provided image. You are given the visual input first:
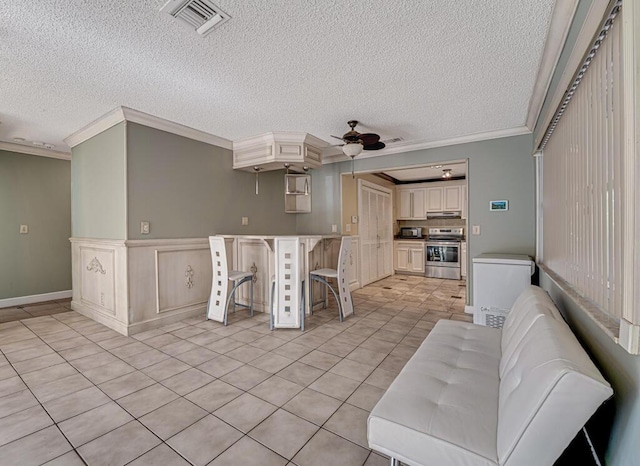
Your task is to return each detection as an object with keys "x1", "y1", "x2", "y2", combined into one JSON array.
[{"x1": 161, "y1": 0, "x2": 230, "y2": 36}]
